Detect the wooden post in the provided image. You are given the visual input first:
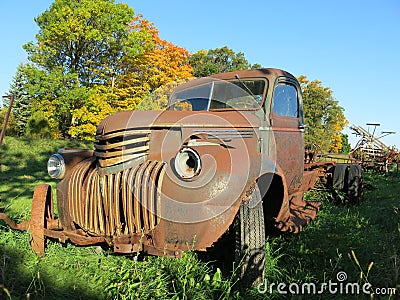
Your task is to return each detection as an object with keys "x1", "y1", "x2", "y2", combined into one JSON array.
[{"x1": 0, "y1": 94, "x2": 15, "y2": 148}]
